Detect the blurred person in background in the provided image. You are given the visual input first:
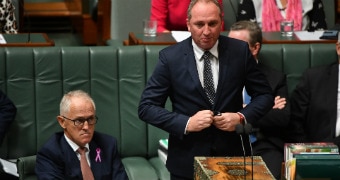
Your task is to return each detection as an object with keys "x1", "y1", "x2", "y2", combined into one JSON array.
[
  {"x1": 0, "y1": 0, "x2": 18, "y2": 33},
  {"x1": 150, "y1": 0, "x2": 224, "y2": 32},
  {"x1": 237, "y1": 0, "x2": 327, "y2": 32},
  {"x1": 0, "y1": 89, "x2": 16, "y2": 145},
  {"x1": 288, "y1": 34, "x2": 340, "y2": 149},
  {"x1": 229, "y1": 20, "x2": 290, "y2": 179}
]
